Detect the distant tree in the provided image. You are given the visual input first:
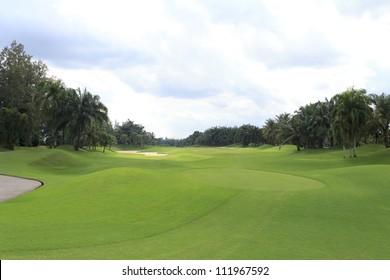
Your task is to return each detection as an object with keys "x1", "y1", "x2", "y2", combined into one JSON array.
[
  {"x1": 179, "y1": 125, "x2": 261, "y2": 147},
  {"x1": 0, "y1": 41, "x2": 47, "y2": 146},
  {"x1": 0, "y1": 107, "x2": 27, "y2": 150},
  {"x1": 118, "y1": 133, "x2": 129, "y2": 144},
  {"x1": 114, "y1": 119, "x2": 155, "y2": 148},
  {"x1": 293, "y1": 105, "x2": 312, "y2": 149},
  {"x1": 276, "y1": 113, "x2": 303, "y2": 151},
  {"x1": 332, "y1": 88, "x2": 372, "y2": 157},
  {"x1": 39, "y1": 78, "x2": 68, "y2": 148},
  {"x1": 84, "y1": 122, "x2": 101, "y2": 150},
  {"x1": 370, "y1": 93, "x2": 390, "y2": 148},
  {"x1": 70, "y1": 88, "x2": 108, "y2": 151},
  {"x1": 237, "y1": 124, "x2": 262, "y2": 146},
  {"x1": 200, "y1": 126, "x2": 237, "y2": 146},
  {"x1": 293, "y1": 100, "x2": 331, "y2": 149},
  {"x1": 314, "y1": 100, "x2": 332, "y2": 148},
  {"x1": 262, "y1": 118, "x2": 278, "y2": 145},
  {"x1": 157, "y1": 137, "x2": 182, "y2": 146},
  {"x1": 101, "y1": 132, "x2": 117, "y2": 153},
  {"x1": 192, "y1": 131, "x2": 203, "y2": 145}
]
